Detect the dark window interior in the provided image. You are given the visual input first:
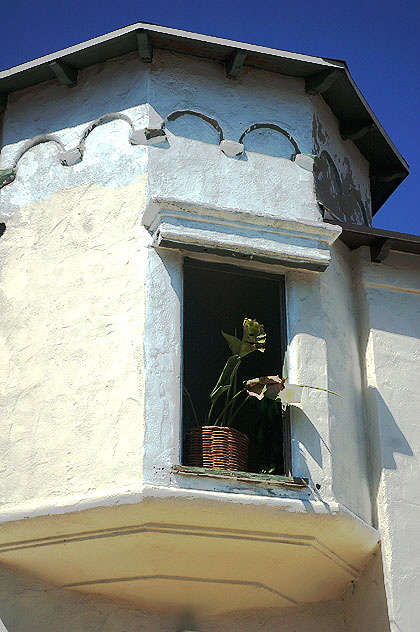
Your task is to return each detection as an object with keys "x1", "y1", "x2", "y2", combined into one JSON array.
[{"x1": 182, "y1": 258, "x2": 290, "y2": 475}]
